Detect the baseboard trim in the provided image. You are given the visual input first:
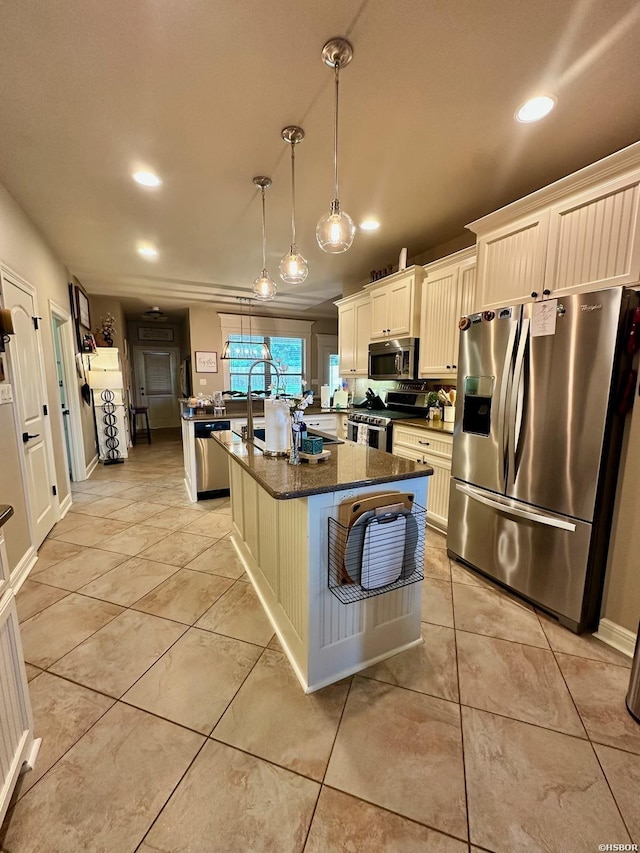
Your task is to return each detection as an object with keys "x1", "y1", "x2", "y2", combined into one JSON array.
[
  {"x1": 84, "y1": 454, "x2": 99, "y2": 479},
  {"x1": 58, "y1": 492, "x2": 73, "y2": 519},
  {"x1": 594, "y1": 618, "x2": 636, "y2": 658},
  {"x1": 10, "y1": 547, "x2": 38, "y2": 593}
]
